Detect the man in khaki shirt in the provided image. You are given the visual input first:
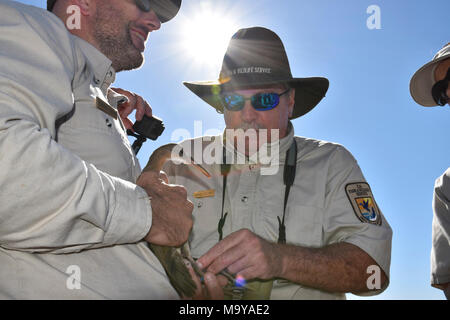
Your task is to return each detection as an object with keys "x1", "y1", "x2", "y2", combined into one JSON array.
[
  {"x1": 164, "y1": 27, "x2": 393, "y2": 299},
  {"x1": 0, "y1": 0, "x2": 221, "y2": 299},
  {"x1": 410, "y1": 43, "x2": 450, "y2": 299}
]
